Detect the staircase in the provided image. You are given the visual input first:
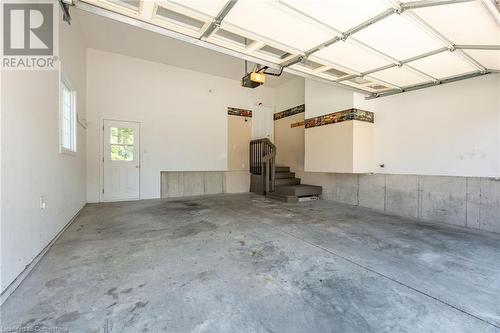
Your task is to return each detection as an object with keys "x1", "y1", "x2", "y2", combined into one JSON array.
[
  {"x1": 249, "y1": 138, "x2": 322, "y2": 202},
  {"x1": 267, "y1": 166, "x2": 322, "y2": 202}
]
